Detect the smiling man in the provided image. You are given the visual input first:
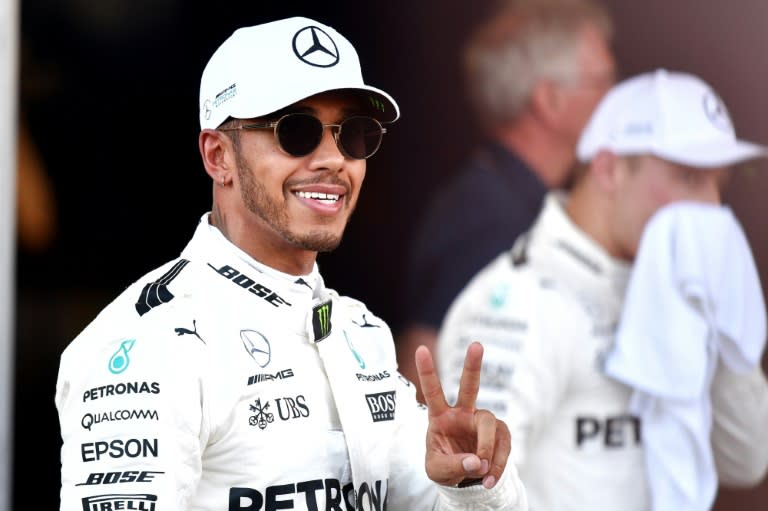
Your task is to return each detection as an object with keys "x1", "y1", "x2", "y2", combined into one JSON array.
[{"x1": 55, "y1": 17, "x2": 527, "y2": 511}]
